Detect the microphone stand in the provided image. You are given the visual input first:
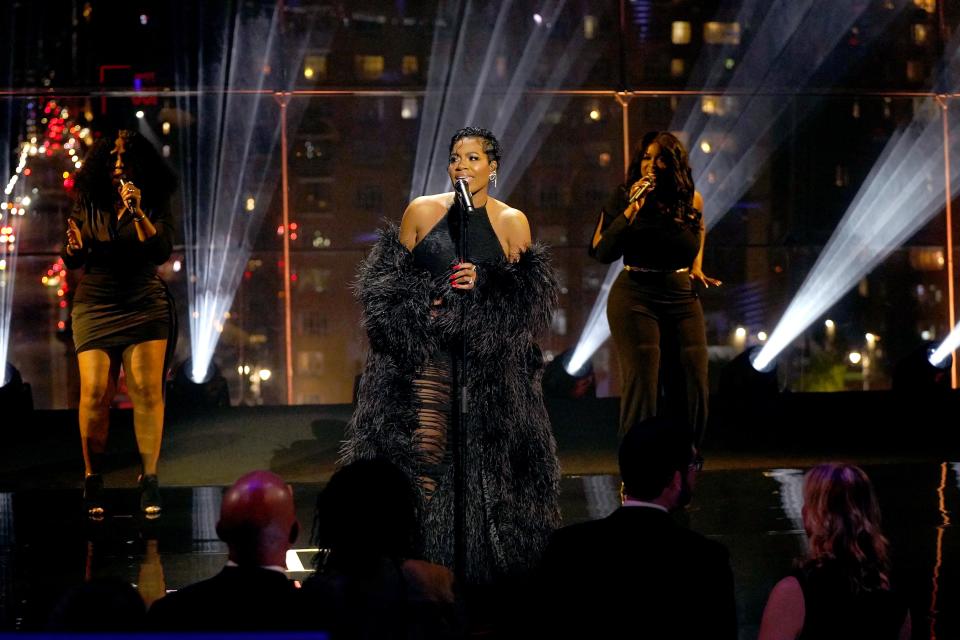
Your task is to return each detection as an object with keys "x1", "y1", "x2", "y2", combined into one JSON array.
[{"x1": 452, "y1": 186, "x2": 471, "y2": 584}]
